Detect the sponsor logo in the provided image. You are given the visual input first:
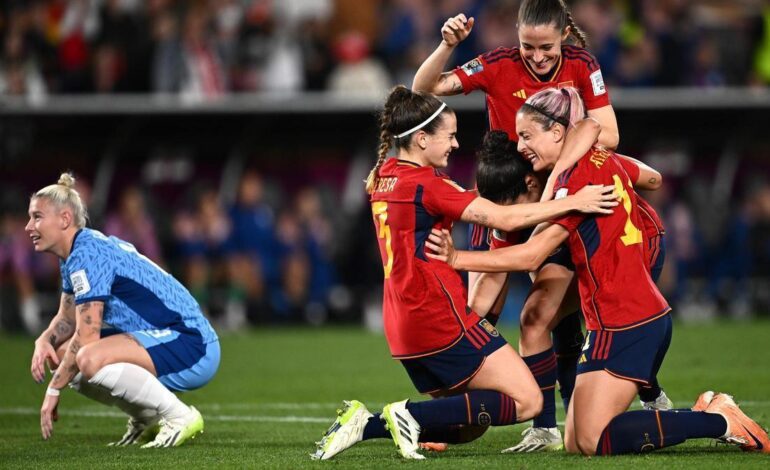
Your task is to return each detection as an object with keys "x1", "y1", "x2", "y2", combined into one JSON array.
[
  {"x1": 557, "y1": 81, "x2": 574, "y2": 88},
  {"x1": 590, "y1": 70, "x2": 606, "y2": 96},
  {"x1": 70, "y1": 269, "x2": 91, "y2": 296},
  {"x1": 578, "y1": 353, "x2": 587, "y2": 364},
  {"x1": 477, "y1": 412, "x2": 492, "y2": 426},
  {"x1": 555, "y1": 188, "x2": 569, "y2": 200},
  {"x1": 479, "y1": 319, "x2": 499, "y2": 337},
  {"x1": 461, "y1": 58, "x2": 484, "y2": 76},
  {"x1": 512, "y1": 89, "x2": 527, "y2": 99}
]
